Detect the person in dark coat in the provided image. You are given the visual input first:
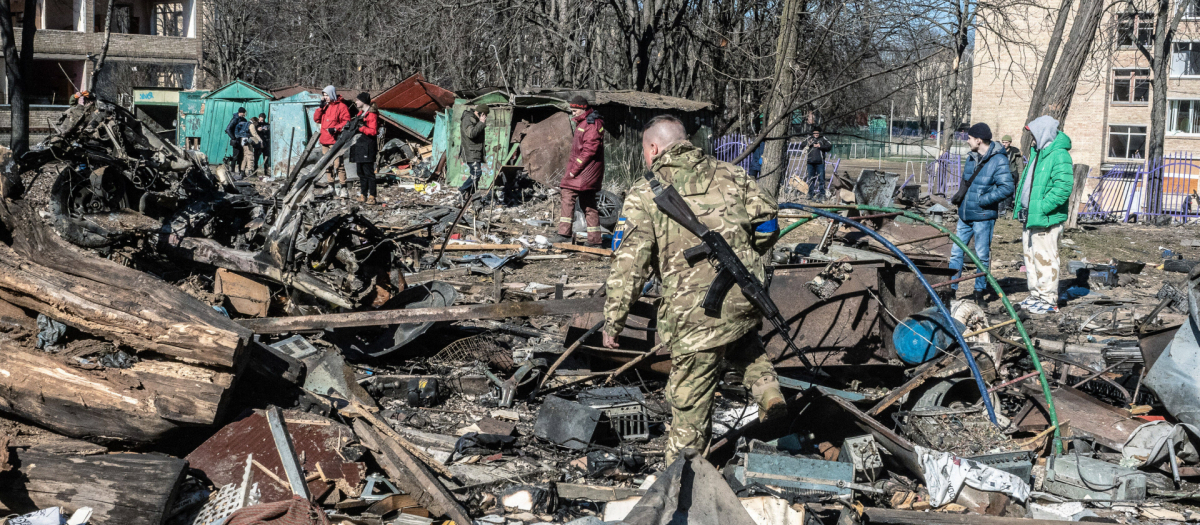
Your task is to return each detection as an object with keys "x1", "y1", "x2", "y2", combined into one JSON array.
[
  {"x1": 349, "y1": 93, "x2": 379, "y2": 204},
  {"x1": 254, "y1": 113, "x2": 271, "y2": 176},
  {"x1": 801, "y1": 127, "x2": 832, "y2": 200},
  {"x1": 459, "y1": 104, "x2": 488, "y2": 194},
  {"x1": 950, "y1": 123, "x2": 1014, "y2": 304},
  {"x1": 550, "y1": 95, "x2": 606, "y2": 246},
  {"x1": 998, "y1": 134, "x2": 1023, "y2": 215},
  {"x1": 225, "y1": 107, "x2": 249, "y2": 178}
]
